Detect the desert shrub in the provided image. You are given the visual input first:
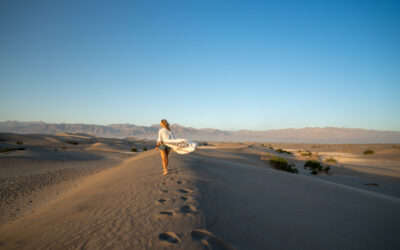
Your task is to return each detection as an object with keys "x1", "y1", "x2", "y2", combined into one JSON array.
[
  {"x1": 269, "y1": 156, "x2": 298, "y2": 174},
  {"x1": 304, "y1": 160, "x2": 323, "y2": 170},
  {"x1": 269, "y1": 146, "x2": 274, "y2": 150},
  {"x1": 364, "y1": 183, "x2": 379, "y2": 186},
  {"x1": 62, "y1": 146, "x2": 67, "y2": 150},
  {"x1": 275, "y1": 148, "x2": 292, "y2": 155},
  {"x1": 199, "y1": 142, "x2": 213, "y2": 146},
  {"x1": 261, "y1": 144, "x2": 265, "y2": 147},
  {"x1": 304, "y1": 160, "x2": 330, "y2": 174},
  {"x1": 301, "y1": 151, "x2": 312, "y2": 157},
  {"x1": 325, "y1": 157, "x2": 337, "y2": 164},
  {"x1": 143, "y1": 147, "x2": 147, "y2": 151},
  {"x1": 16, "y1": 141, "x2": 23, "y2": 145},
  {"x1": 325, "y1": 166, "x2": 330, "y2": 173},
  {"x1": 54, "y1": 148, "x2": 58, "y2": 151},
  {"x1": 0, "y1": 138, "x2": 5, "y2": 142},
  {"x1": 131, "y1": 147, "x2": 137, "y2": 152},
  {"x1": 1, "y1": 147, "x2": 25, "y2": 153},
  {"x1": 67, "y1": 140, "x2": 78, "y2": 145},
  {"x1": 1, "y1": 147, "x2": 15, "y2": 153},
  {"x1": 363, "y1": 149, "x2": 374, "y2": 155}
]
